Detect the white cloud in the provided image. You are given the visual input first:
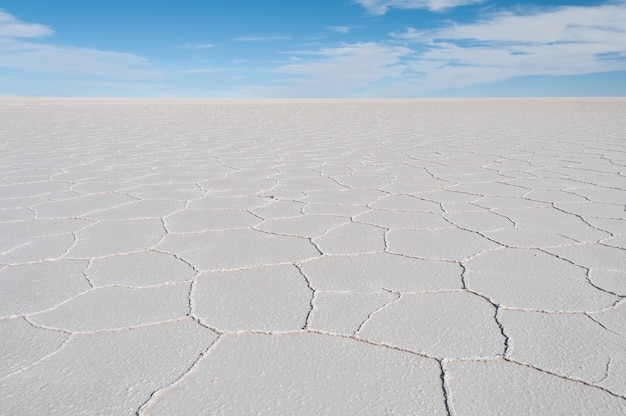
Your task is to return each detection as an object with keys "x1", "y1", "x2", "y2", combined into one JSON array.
[
  {"x1": 180, "y1": 43, "x2": 214, "y2": 49},
  {"x1": 327, "y1": 26, "x2": 350, "y2": 34},
  {"x1": 393, "y1": 1, "x2": 626, "y2": 87},
  {"x1": 0, "y1": 10, "x2": 53, "y2": 38},
  {"x1": 271, "y1": 2, "x2": 626, "y2": 96},
  {"x1": 431, "y1": 3, "x2": 626, "y2": 45},
  {"x1": 354, "y1": 0, "x2": 483, "y2": 15},
  {"x1": 184, "y1": 68, "x2": 226, "y2": 74},
  {"x1": 0, "y1": 39, "x2": 161, "y2": 79},
  {"x1": 234, "y1": 35, "x2": 291, "y2": 42},
  {"x1": 0, "y1": 10, "x2": 161, "y2": 80},
  {"x1": 274, "y1": 42, "x2": 412, "y2": 95}
]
